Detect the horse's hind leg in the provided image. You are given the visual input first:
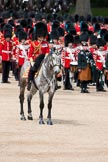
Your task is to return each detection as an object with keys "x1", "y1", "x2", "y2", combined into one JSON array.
[
  {"x1": 27, "y1": 85, "x2": 37, "y2": 120},
  {"x1": 27, "y1": 92, "x2": 33, "y2": 120},
  {"x1": 39, "y1": 92, "x2": 45, "y2": 124},
  {"x1": 47, "y1": 93, "x2": 54, "y2": 125},
  {"x1": 19, "y1": 87, "x2": 26, "y2": 120}
]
